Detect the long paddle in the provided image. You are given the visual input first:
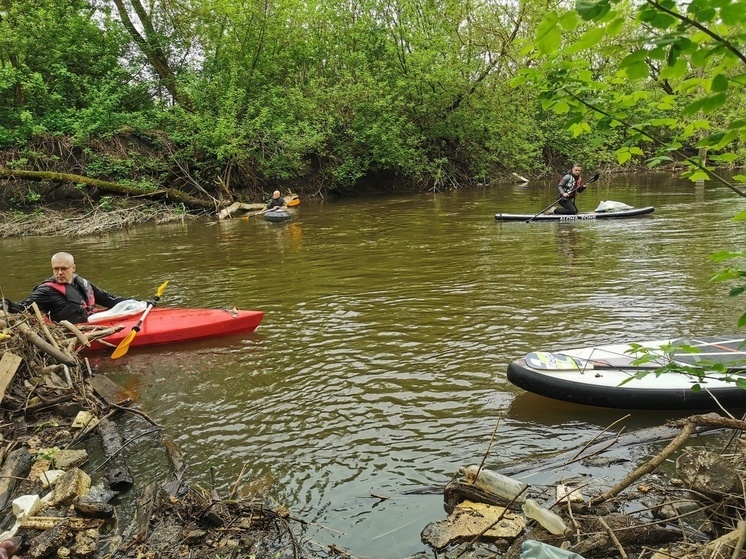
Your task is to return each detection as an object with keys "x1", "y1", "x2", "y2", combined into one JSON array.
[
  {"x1": 526, "y1": 172, "x2": 600, "y2": 223},
  {"x1": 111, "y1": 281, "x2": 169, "y2": 359}
]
